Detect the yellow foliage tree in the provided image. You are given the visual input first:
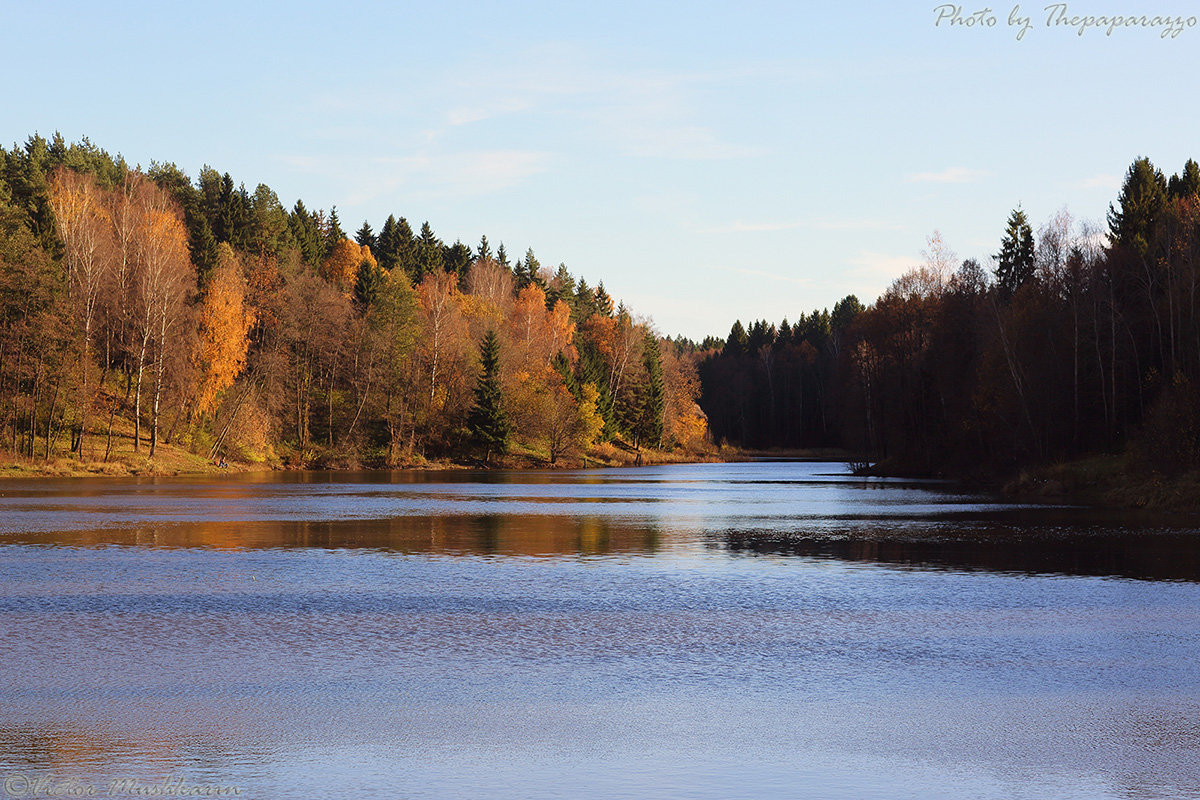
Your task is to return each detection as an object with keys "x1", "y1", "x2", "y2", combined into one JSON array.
[
  {"x1": 322, "y1": 239, "x2": 372, "y2": 287},
  {"x1": 576, "y1": 382, "x2": 605, "y2": 452},
  {"x1": 661, "y1": 345, "x2": 708, "y2": 450},
  {"x1": 48, "y1": 168, "x2": 111, "y2": 456},
  {"x1": 192, "y1": 244, "x2": 255, "y2": 421}
]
